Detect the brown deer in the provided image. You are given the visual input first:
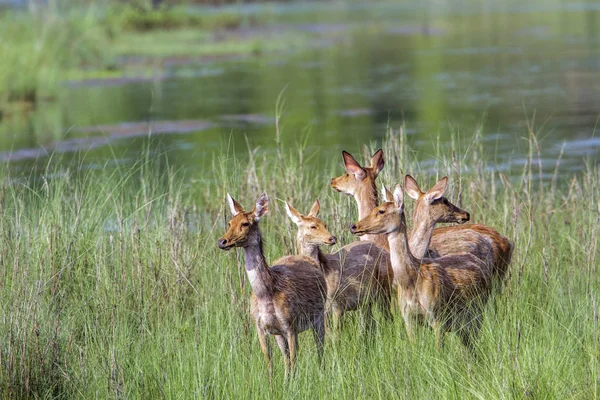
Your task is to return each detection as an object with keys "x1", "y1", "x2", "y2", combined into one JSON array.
[
  {"x1": 285, "y1": 199, "x2": 393, "y2": 330},
  {"x1": 404, "y1": 175, "x2": 495, "y2": 271},
  {"x1": 331, "y1": 149, "x2": 512, "y2": 284},
  {"x1": 218, "y1": 193, "x2": 326, "y2": 375},
  {"x1": 350, "y1": 179, "x2": 492, "y2": 349},
  {"x1": 330, "y1": 149, "x2": 389, "y2": 250}
]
